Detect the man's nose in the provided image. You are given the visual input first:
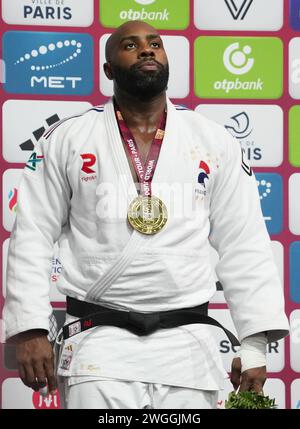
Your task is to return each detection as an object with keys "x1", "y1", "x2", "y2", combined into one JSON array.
[{"x1": 138, "y1": 45, "x2": 155, "y2": 58}]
